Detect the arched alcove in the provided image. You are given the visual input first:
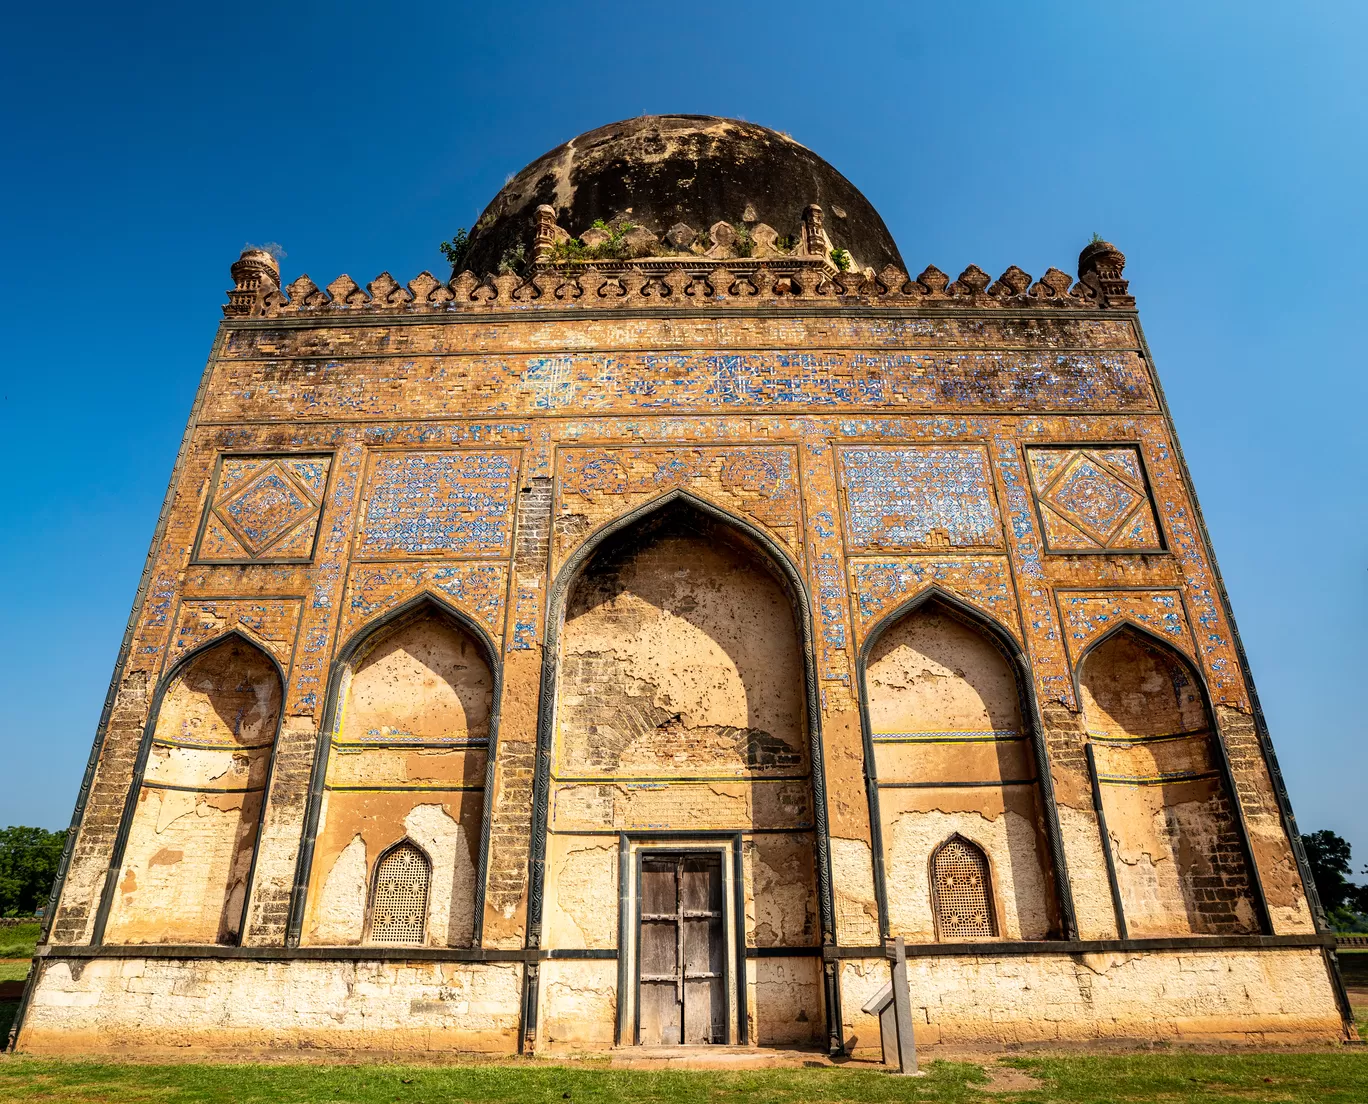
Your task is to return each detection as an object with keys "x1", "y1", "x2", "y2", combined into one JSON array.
[
  {"x1": 303, "y1": 599, "x2": 494, "y2": 948},
  {"x1": 537, "y1": 497, "x2": 827, "y2": 1049},
  {"x1": 104, "y1": 633, "x2": 282, "y2": 944},
  {"x1": 1079, "y1": 625, "x2": 1257, "y2": 936},
  {"x1": 862, "y1": 595, "x2": 1058, "y2": 942}
]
